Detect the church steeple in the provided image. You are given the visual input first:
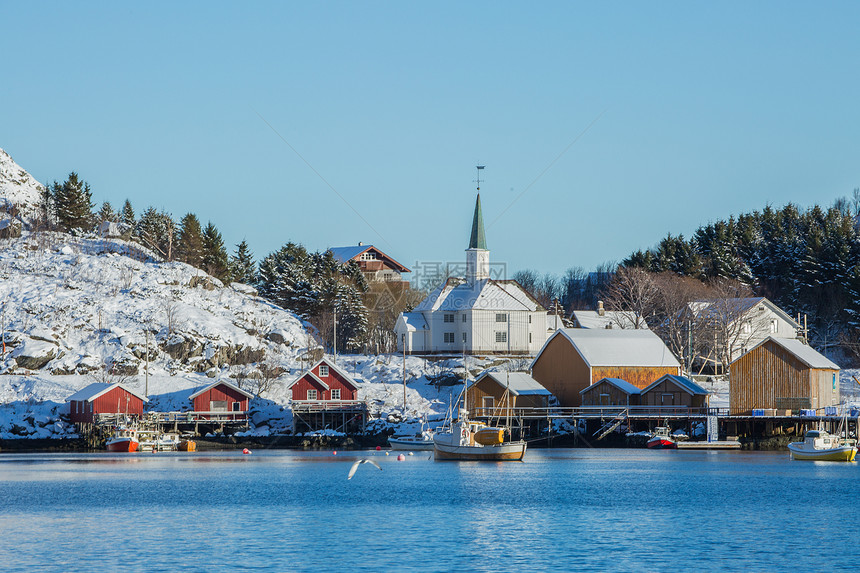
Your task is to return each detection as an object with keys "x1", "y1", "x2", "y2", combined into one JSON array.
[
  {"x1": 466, "y1": 192, "x2": 490, "y2": 283},
  {"x1": 468, "y1": 194, "x2": 487, "y2": 250}
]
